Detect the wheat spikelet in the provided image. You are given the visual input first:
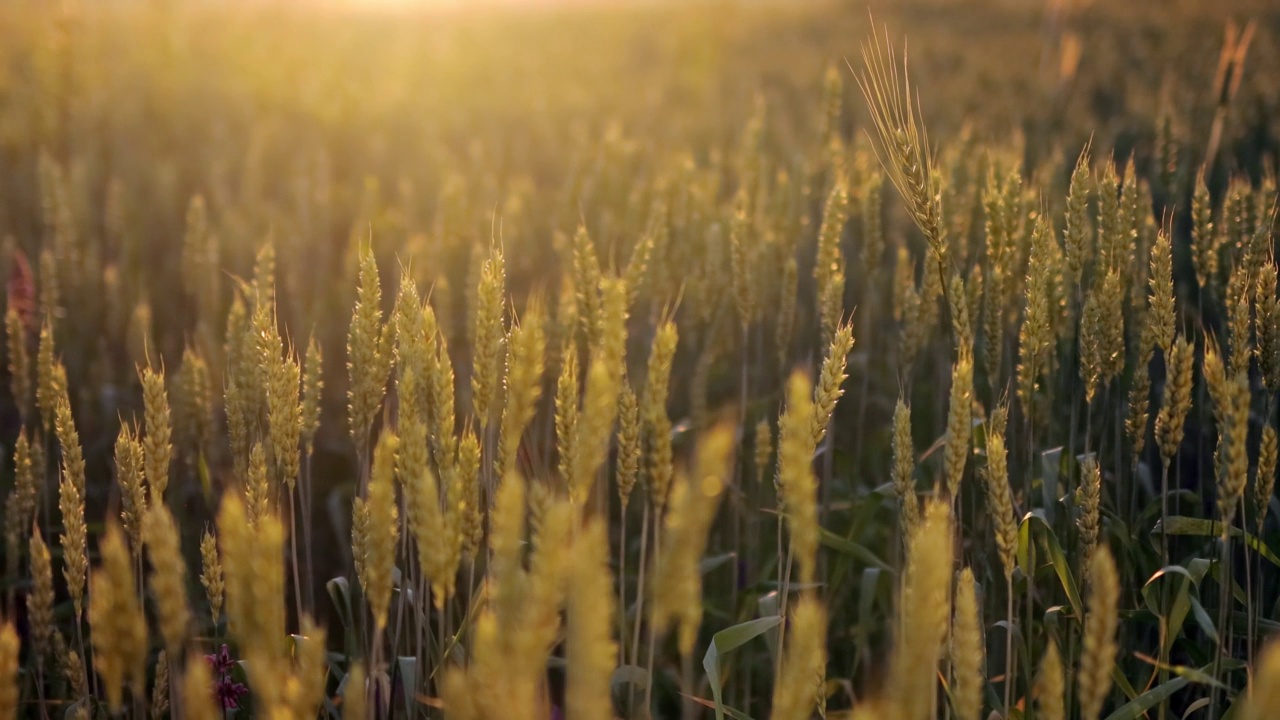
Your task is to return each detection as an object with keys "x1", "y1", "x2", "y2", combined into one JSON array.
[
  {"x1": 572, "y1": 225, "x2": 603, "y2": 350},
  {"x1": 946, "y1": 271, "x2": 973, "y2": 357},
  {"x1": 55, "y1": 395, "x2": 87, "y2": 619},
  {"x1": 815, "y1": 180, "x2": 850, "y2": 340},
  {"x1": 461, "y1": 472, "x2": 546, "y2": 717},
  {"x1": 351, "y1": 496, "x2": 369, "y2": 598},
  {"x1": 729, "y1": 188, "x2": 758, "y2": 328},
  {"x1": 144, "y1": 504, "x2": 192, "y2": 656},
  {"x1": 224, "y1": 293, "x2": 253, "y2": 475},
  {"x1": 1255, "y1": 424, "x2": 1277, "y2": 533},
  {"x1": 498, "y1": 296, "x2": 546, "y2": 478},
  {"x1": 811, "y1": 319, "x2": 855, "y2": 447},
  {"x1": 217, "y1": 494, "x2": 285, "y2": 670},
  {"x1": 555, "y1": 341, "x2": 579, "y2": 486},
  {"x1": 365, "y1": 432, "x2": 400, "y2": 631},
  {"x1": 267, "y1": 343, "x2": 302, "y2": 490},
  {"x1": 566, "y1": 519, "x2": 617, "y2": 720},
  {"x1": 199, "y1": 528, "x2": 223, "y2": 628},
  {"x1": 36, "y1": 250, "x2": 58, "y2": 334},
  {"x1": 1147, "y1": 228, "x2": 1175, "y2": 358},
  {"x1": 28, "y1": 526, "x2": 54, "y2": 664},
  {"x1": 285, "y1": 615, "x2": 329, "y2": 719},
  {"x1": 1126, "y1": 356, "x2": 1151, "y2": 458},
  {"x1": 1205, "y1": 338, "x2": 1250, "y2": 528},
  {"x1": 779, "y1": 371, "x2": 819, "y2": 586},
  {"x1": 173, "y1": 346, "x2": 214, "y2": 465},
  {"x1": 150, "y1": 651, "x2": 169, "y2": 720},
  {"x1": 1121, "y1": 163, "x2": 1150, "y2": 316},
  {"x1": 644, "y1": 320, "x2": 678, "y2": 510},
  {"x1": 3, "y1": 432, "x2": 37, "y2": 583},
  {"x1": 35, "y1": 320, "x2": 62, "y2": 434},
  {"x1": 1095, "y1": 161, "x2": 1123, "y2": 273},
  {"x1": 245, "y1": 442, "x2": 271, "y2": 525},
  {"x1": 860, "y1": 171, "x2": 886, "y2": 297},
  {"x1": 1018, "y1": 214, "x2": 1054, "y2": 412},
  {"x1": 180, "y1": 195, "x2": 220, "y2": 331},
  {"x1": 983, "y1": 402, "x2": 1016, "y2": 578},
  {"x1": 1255, "y1": 253, "x2": 1280, "y2": 392},
  {"x1": 456, "y1": 428, "x2": 483, "y2": 557},
  {"x1": 141, "y1": 363, "x2": 173, "y2": 502},
  {"x1": 5, "y1": 307, "x2": 30, "y2": 424},
  {"x1": 1076, "y1": 455, "x2": 1102, "y2": 573},
  {"x1": 891, "y1": 499, "x2": 953, "y2": 720},
  {"x1": 1065, "y1": 145, "x2": 1093, "y2": 293},
  {"x1": 423, "y1": 303, "x2": 459, "y2": 472},
  {"x1": 771, "y1": 595, "x2": 828, "y2": 720},
  {"x1": 570, "y1": 278, "x2": 628, "y2": 501},
  {"x1": 114, "y1": 423, "x2": 147, "y2": 553},
  {"x1": 616, "y1": 381, "x2": 641, "y2": 509},
  {"x1": 252, "y1": 240, "x2": 276, "y2": 309},
  {"x1": 180, "y1": 652, "x2": 219, "y2": 720},
  {"x1": 819, "y1": 61, "x2": 843, "y2": 147},
  {"x1": 1226, "y1": 265, "x2": 1253, "y2": 372},
  {"x1": 343, "y1": 663, "x2": 368, "y2": 720},
  {"x1": 89, "y1": 521, "x2": 149, "y2": 713},
  {"x1": 1192, "y1": 172, "x2": 1220, "y2": 292},
  {"x1": 980, "y1": 170, "x2": 1014, "y2": 385},
  {"x1": 129, "y1": 298, "x2": 155, "y2": 371},
  {"x1": 1077, "y1": 546, "x2": 1119, "y2": 720},
  {"x1": 892, "y1": 398, "x2": 918, "y2": 536},
  {"x1": 894, "y1": 249, "x2": 923, "y2": 366},
  {"x1": 1157, "y1": 334, "x2": 1194, "y2": 464},
  {"x1": 952, "y1": 567, "x2": 984, "y2": 720},
  {"x1": 1080, "y1": 270, "x2": 1124, "y2": 401},
  {"x1": 398, "y1": 386, "x2": 460, "y2": 607},
  {"x1": 856, "y1": 26, "x2": 945, "y2": 254},
  {"x1": 944, "y1": 351, "x2": 974, "y2": 499},
  {"x1": 1224, "y1": 180, "x2": 1251, "y2": 255},
  {"x1": 625, "y1": 209, "x2": 658, "y2": 309},
  {"x1": 347, "y1": 243, "x2": 393, "y2": 456},
  {"x1": 754, "y1": 417, "x2": 774, "y2": 487},
  {"x1": 301, "y1": 335, "x2": 324, "y2": 454},
  {"x1": 471, "y1": 246, "x2": 507, "y2": 428},
  {"x1": 896, "y1": 248, "x2": 916, "y2": 324},
  {"x1": 0, "y1": 622, "x2": 16, "y2": 720},
  {"x1": 777, "y1": 255, "x2": 799, "y2": 369},
  {"x1": 1035, "y1": 639, "x2": 1065, "y2": 720},
  {"x1": 651, "y1": 422, "x2": 733, "y2": 656},
  {"x1": 1245, "y1": 638, "x2": 1280, "y2": 720},
  {"x1": 487, "y1": 470, "x2": 527, "y2": 655}
]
